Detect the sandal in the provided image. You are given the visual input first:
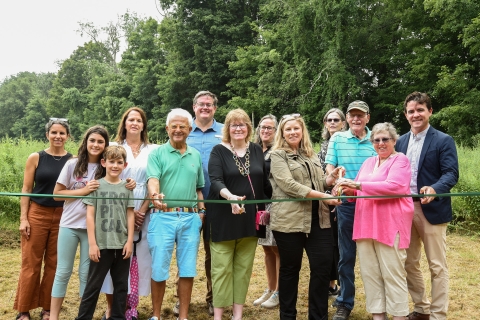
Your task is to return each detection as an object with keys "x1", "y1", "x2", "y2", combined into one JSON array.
[
  {"x1": 15, "y1": 312, "x2": 30, "y2": 320},
  {"x1": 40, "y1": 310, "x2": 50, "y2": 320}
]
